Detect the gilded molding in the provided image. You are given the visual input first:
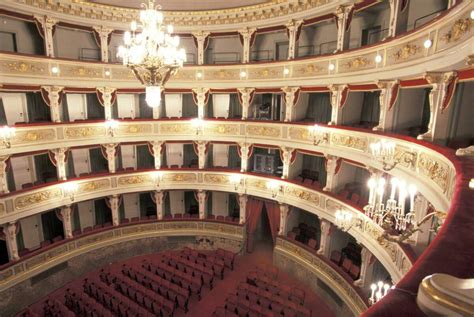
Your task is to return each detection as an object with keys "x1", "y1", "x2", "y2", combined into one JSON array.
[
  {"x1": 65, "y1": 127, "x2": 105, "y2": 138},
  {"x1": 79, "y1": 179, "x2": 111, "y2": 192},
  {"x1": 14, "y1": 130, "x2": 55, "y2": 143},
  {"x1": 163, "y1": 173, "x2": 197, "y2": 183},
  {"x1": 204, "y1": 124, "x2": 239, "y2": 135},
  {"x1": 204, "y1": 174, "x2": 230, "y2": 184},
  {"x1": 286, "y1": 187, "x2": 320, "y2": 205},
  {"x1": 441, "y1": 17, "x2": 472, "y2": 43},
  {"x1": 417, "y1": 154, "x2": 449, "y2": 193},
  {"x1": 118, "y1": 175, "x2": 151, "y2": 186},
  {"x1": 246, "y1": 125, "x2": 280, "y2": 138},
  {"x1": 330, "y1": 134, "x2": 367, "y2": 151},
  {"x1": 14, "y1": 189, "x2": 62, "y2": 210},
  {"x1": 392, "y1": 44, "x2": 421, "y2": 61}
]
